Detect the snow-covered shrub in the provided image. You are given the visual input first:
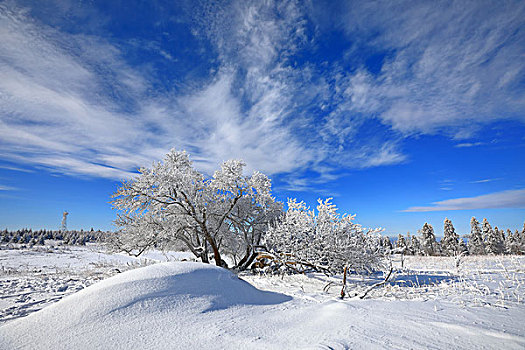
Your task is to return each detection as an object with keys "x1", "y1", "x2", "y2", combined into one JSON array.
[{"x1": 263, "y1": 198, "x2": 384, "y2": 275}]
